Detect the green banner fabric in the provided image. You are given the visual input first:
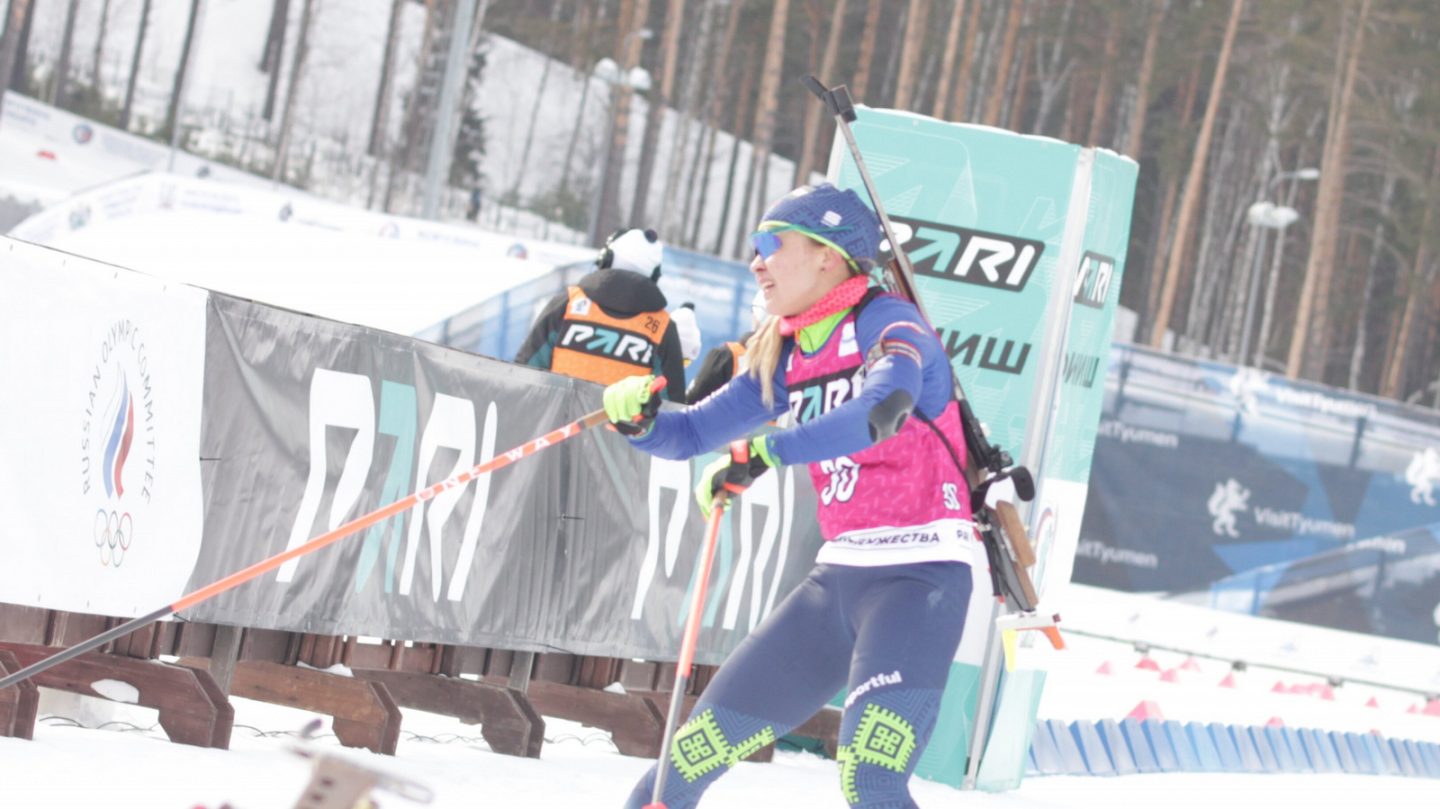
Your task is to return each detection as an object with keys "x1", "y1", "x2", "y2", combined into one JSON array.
[{"x1": 828, "y1": 109, "x2": 1136, "y2": 791}]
